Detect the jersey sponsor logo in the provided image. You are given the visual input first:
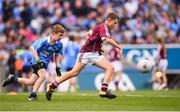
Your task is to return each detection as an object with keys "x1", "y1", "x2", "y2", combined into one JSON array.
[
  {"x1": 41, "y1": 50, "x2": 49, "y2": 57},
  {"x1": 126, "y1": 49, "x2": 157, "y2": 65},
  {"x1": 47, "y1": 47, "x2": 54, "y2": 52}
]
